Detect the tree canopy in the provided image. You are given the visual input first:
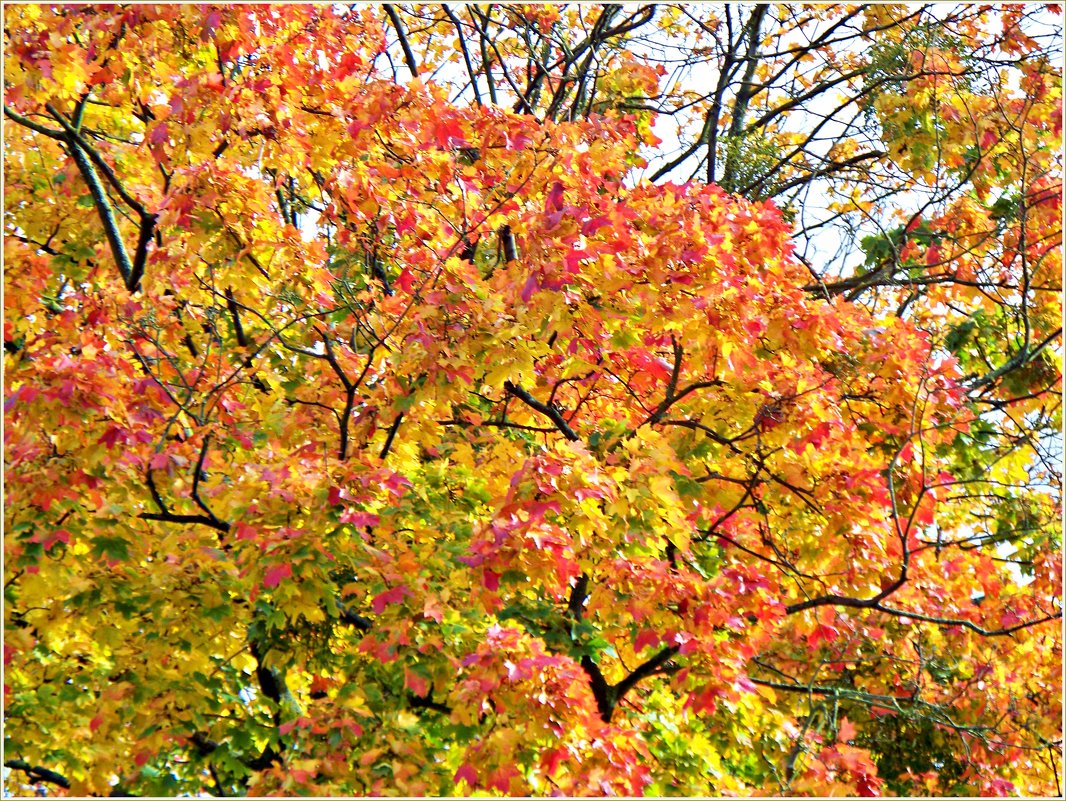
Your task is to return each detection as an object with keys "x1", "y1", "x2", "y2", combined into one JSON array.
[{"x1": 3, "y1": 4, "x2": 1061, "y2": 797}]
